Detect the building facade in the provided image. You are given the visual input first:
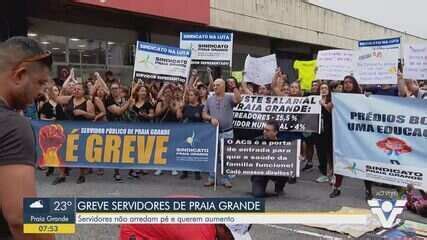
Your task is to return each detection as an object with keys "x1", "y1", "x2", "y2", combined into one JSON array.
[{"x1": 1, "y1": 0, "x2": 426, "y2": 84}]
